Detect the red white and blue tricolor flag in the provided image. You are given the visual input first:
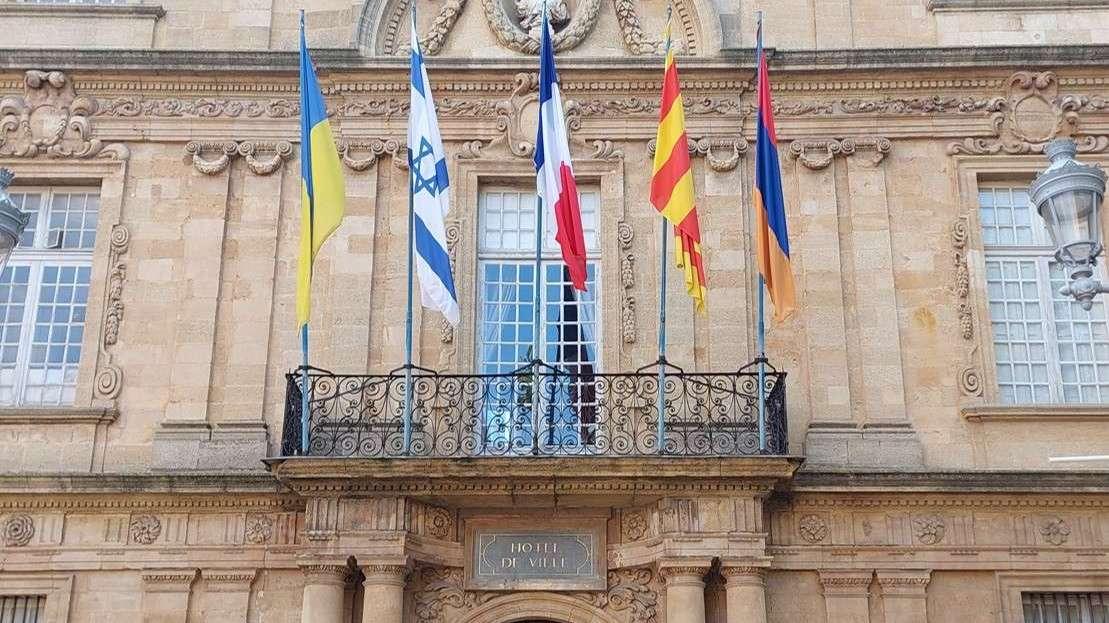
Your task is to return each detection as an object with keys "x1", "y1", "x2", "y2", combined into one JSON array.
[
  {"x1": 753, "y1": 25, "x2": 796, "y2": 321},
  {"x1": 534, "y1": 9, "x2": 588, "y2": 292}
]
